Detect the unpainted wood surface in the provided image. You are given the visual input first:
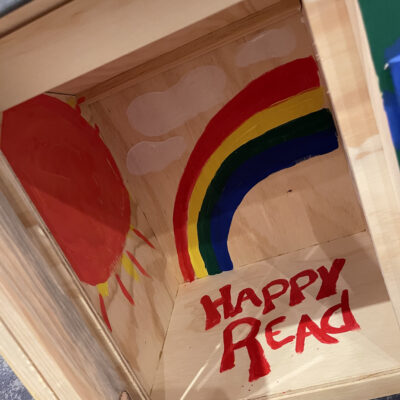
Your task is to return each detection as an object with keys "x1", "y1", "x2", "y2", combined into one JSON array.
[
  {"x1": 0, "y1": 321, "x2": 56, "y2": 399},
  {"x1": 264, "y1": 369, "x2": 400, "y2": 400},
  {"x1": 0, "y1": 0, "x2": 284, "y2": 111},
  {"x1": 87, "y1": 11, "x2": 366, "y2": 284},
  {"x1": 0, "y1": 0, "x2": 69, "y2": 38},
  {"x1": 303, "y1": 0, "x2": 400, "y2": 327},
  {"x1": 77, "y1": 0, "x2": 300, "y2": 105},
  {"x1": 57, "y1": 0, "x2": 292, "y2": 97},
  {"x1": 153, "y1": 231, "x2": 400, "y2": 399},
  {"x1": 344, "y1": 0, "x2": 400, "y2": 205}
]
